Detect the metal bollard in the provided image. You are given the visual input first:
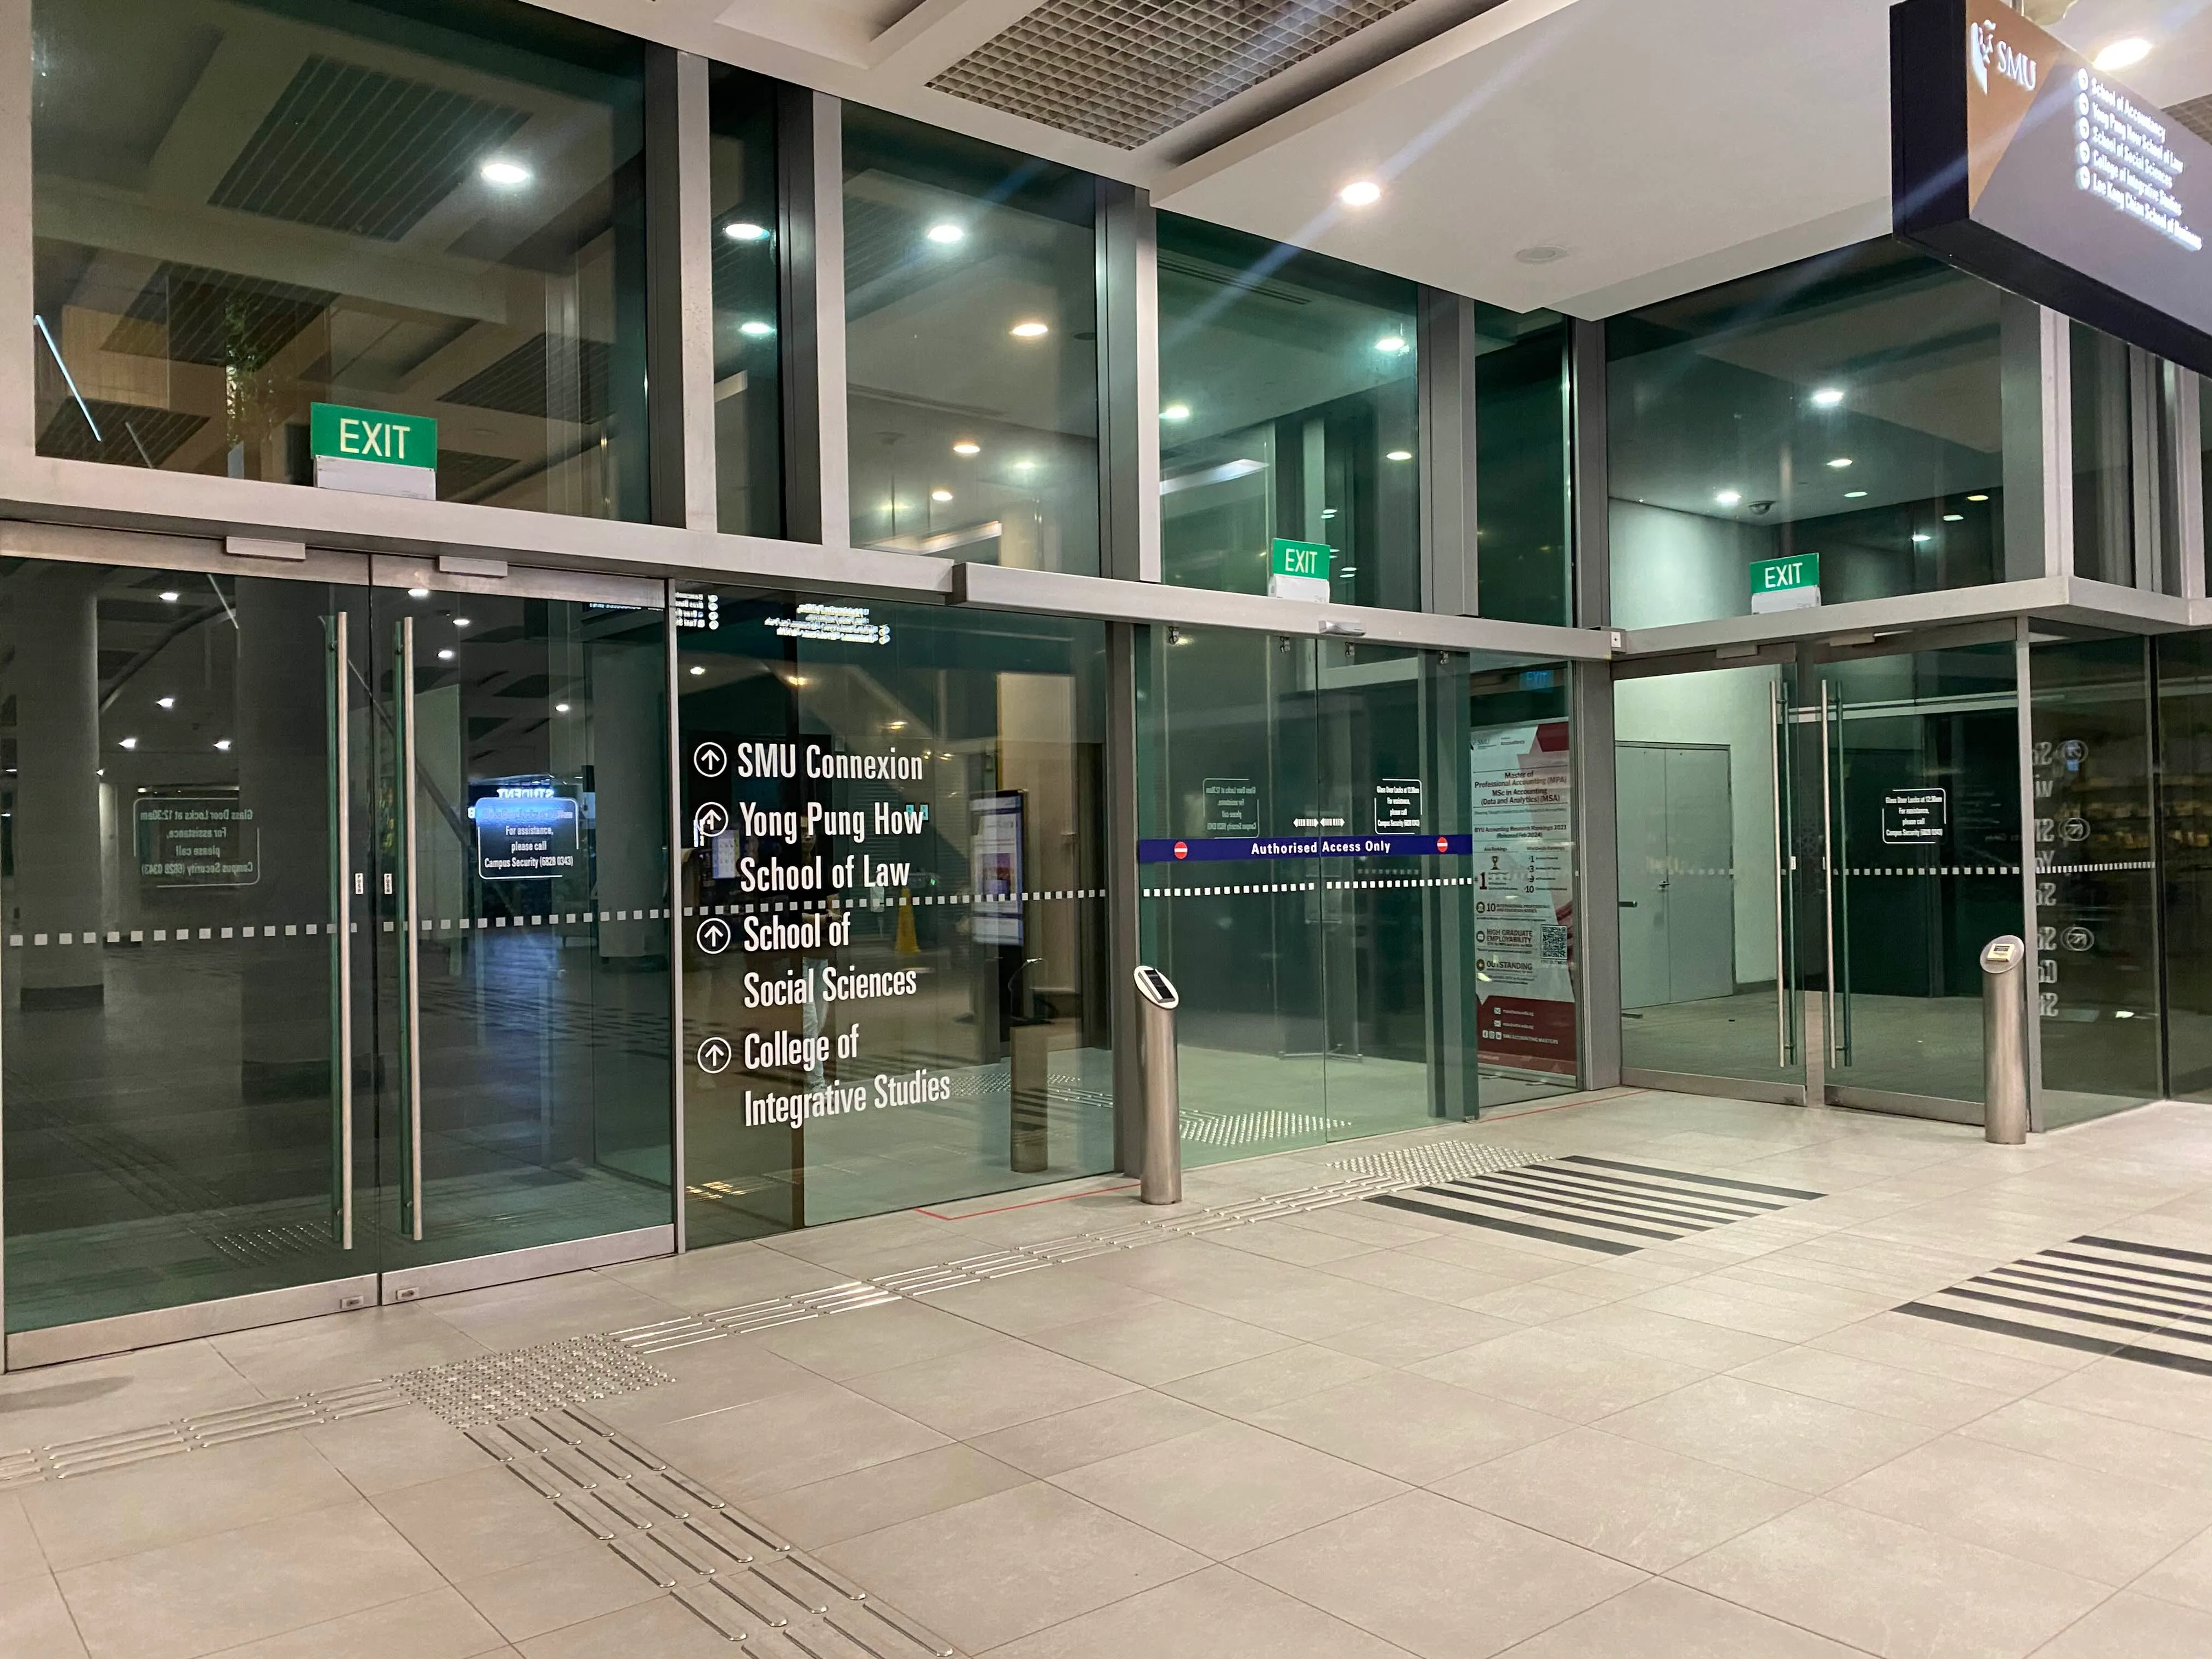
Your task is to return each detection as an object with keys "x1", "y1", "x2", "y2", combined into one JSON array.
[
  {"x1": 1979, "y1": 935, "x2": 2029, "y2": 1145},
  {"x1": 1135, "y1": 966, "x2": 1182, "y2": 1204}
]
